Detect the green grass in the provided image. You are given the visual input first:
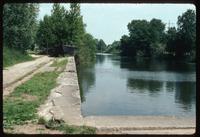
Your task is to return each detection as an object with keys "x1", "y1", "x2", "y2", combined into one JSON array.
[
  {"x1": 50, "y1": 58, "x2": 68, "y2": 71},
  {"x1": 40, "y1": 118, "x2": 96, "y2": 134},
  {"x1": 3, "y1": 72, "x2": 60, "y2": 129},
  {"x1": 3, "y1": 46, "x2": 34, "y2": 68},
  {"x1": 3, "y1": 56, "x2": 93, "y2": 134}
]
